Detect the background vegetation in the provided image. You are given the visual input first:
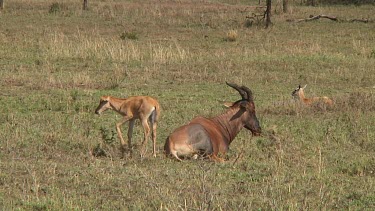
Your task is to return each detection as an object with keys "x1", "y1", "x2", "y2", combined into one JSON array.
[
  {"x1": 1, "y1": 0, "x2": 374, "y2": 210},
  {"x1": 314, "y1": 0, "x2": 374, "y2": 5}
]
